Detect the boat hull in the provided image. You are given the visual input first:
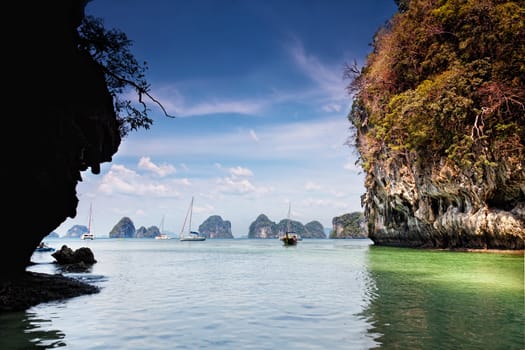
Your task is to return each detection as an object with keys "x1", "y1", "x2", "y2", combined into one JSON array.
[
  {"x1": 280, "y1": 238, "x2": 298, "y2": 246},
  {"x1": 35, "y1": 247, "x2": 55, "y2": 252},
  {"x1": 180, "y1": 237, "x2": 206, "y2": 241}
]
